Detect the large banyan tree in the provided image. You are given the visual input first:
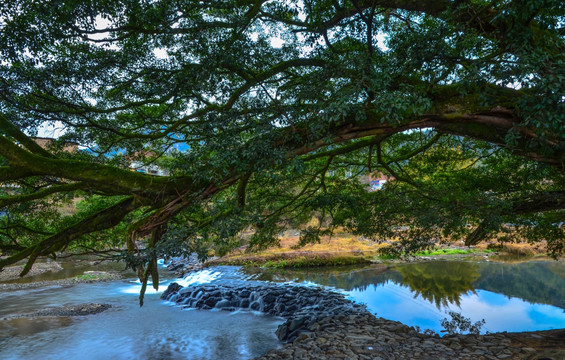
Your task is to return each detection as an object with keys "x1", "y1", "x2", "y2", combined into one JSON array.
[{"x1": 0, "y1": 0, "x2": 564, "y2": 293}]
